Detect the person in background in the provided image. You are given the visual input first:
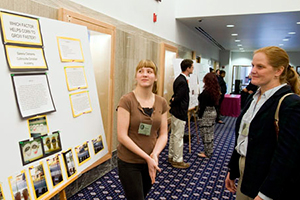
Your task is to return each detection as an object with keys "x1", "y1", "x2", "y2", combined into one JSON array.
[
  {"x1": 216, "y1": 70, "x2": 226, "y2": 124},
  {"x1": 197, "y1": 72, "x2": 220, "y2": 158},
  {"x1": 117, "y1": 60, "x2": 168, "y2": 200},
  {"x1": 168, "y1": 59, "x2": 194, "y2": 169},
  {"x1": 240, "y1": 74, "x2": 258, "y2": 109},
  {"x1": 225, "y1": 46, "x2": 300, "y2": 200}
]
